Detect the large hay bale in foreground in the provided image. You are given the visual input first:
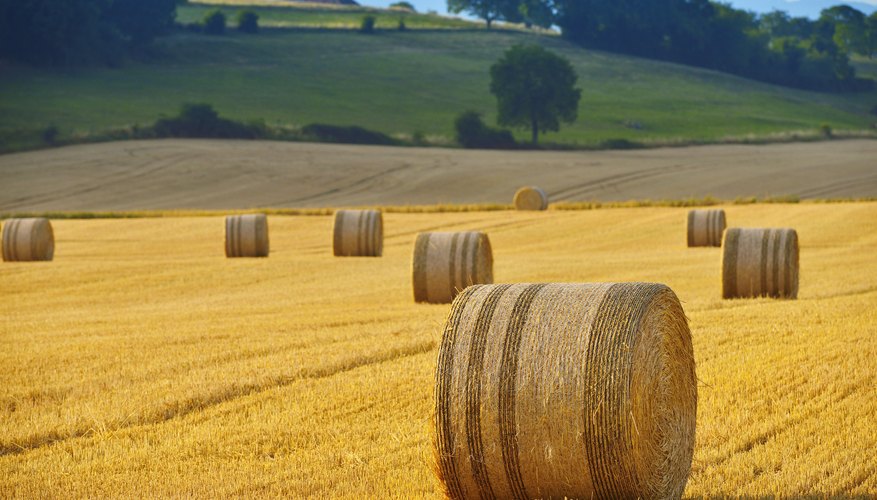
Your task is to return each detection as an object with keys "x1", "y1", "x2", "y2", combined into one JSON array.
[
  {"x1": 225, "y1": 214, "x2": 269, "y2": 258},
  {"x1": 433, "y1": 282, "x2": 697, "y2": 499},
  {"x1": 722, "y1": 228, "x2": 799, "y2": 299},
  {"x1": 333, "y1": 209, "x2": 383, "y2": 257},
  {"x1": 412, "y1": 232, "x2": 492, "y2": 304},
  {"x1": 2, "y1": 218, "x2": 54, "y2": 262},
  {"x1": 687, "y1": 209, "x2": 726, "y2": 247},
  {"x1": 513, "y1": 186, "x2": 548, "y2": 211}
]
